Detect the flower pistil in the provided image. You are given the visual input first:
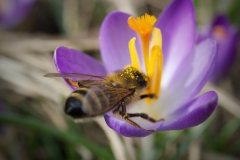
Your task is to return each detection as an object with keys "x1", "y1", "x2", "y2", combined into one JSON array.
[{"x1": 128, "y1": 14, "x2": 163, "y2": 100}]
